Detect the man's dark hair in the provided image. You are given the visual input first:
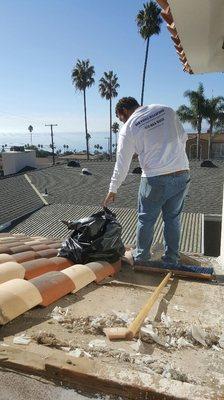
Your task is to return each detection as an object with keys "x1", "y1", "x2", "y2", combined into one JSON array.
[{"x1": 115, "y1": 97, "x2": 140, "y2": 116}]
